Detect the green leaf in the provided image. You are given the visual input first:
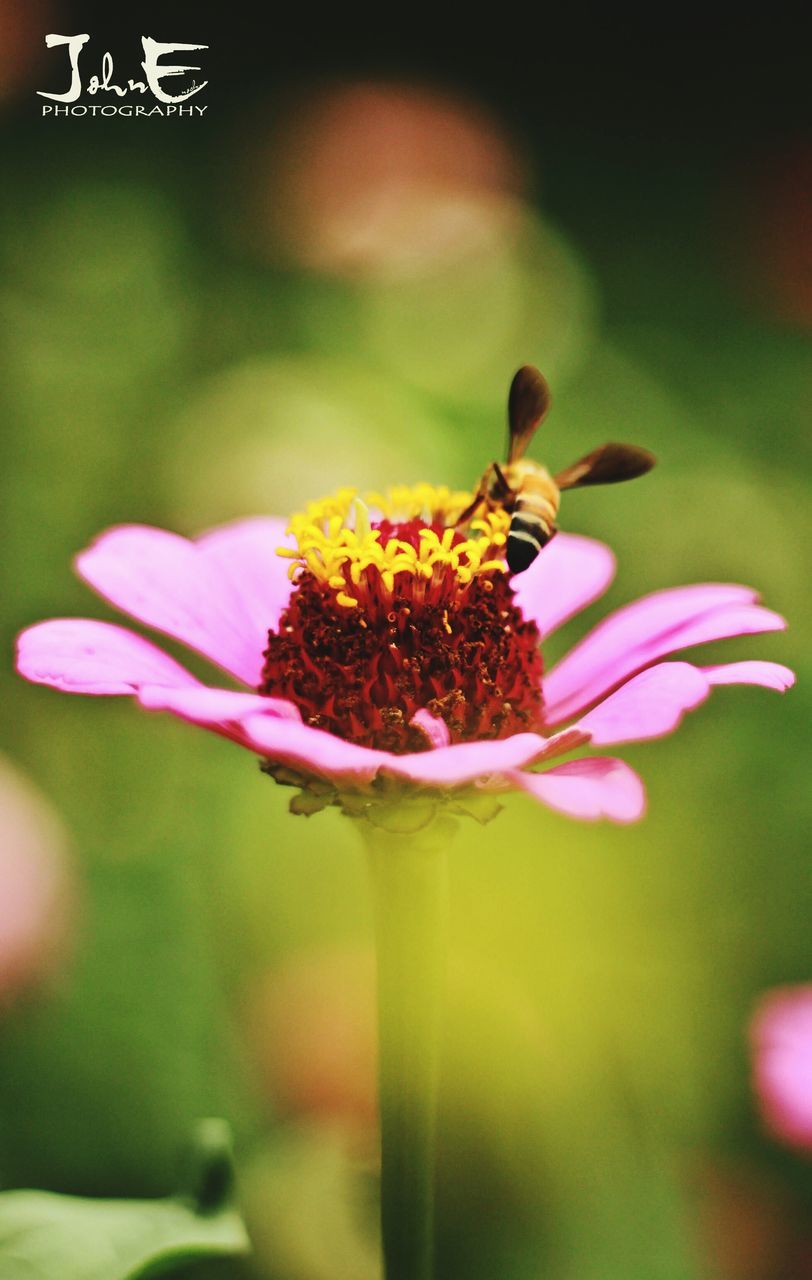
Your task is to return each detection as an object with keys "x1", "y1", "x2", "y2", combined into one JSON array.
[
  {"x1": 0, "y1": 1120, "x2": 250, "y2": 1280},
  {"x1": 0, "y1": 1188, "x2": 249, "y2": 1280}
]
